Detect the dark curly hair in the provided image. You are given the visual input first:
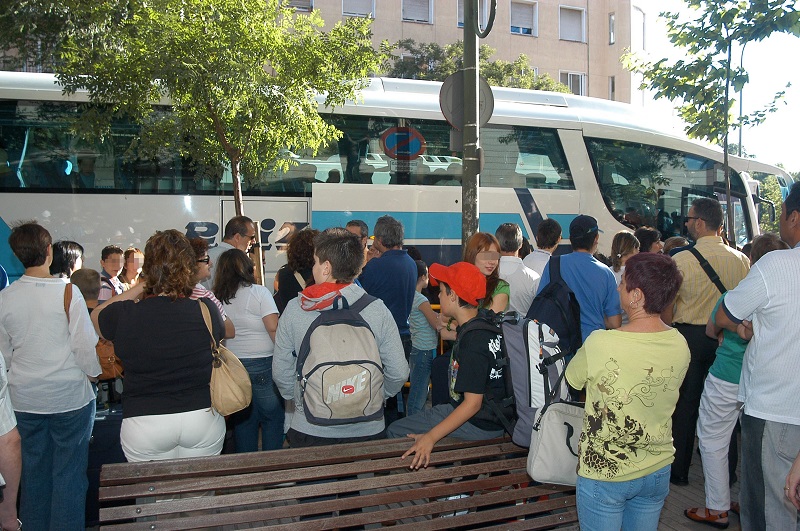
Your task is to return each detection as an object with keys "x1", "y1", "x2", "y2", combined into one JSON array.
[
  {"x1": 287, "y1": 228, "x2": 319, "y2": 272},
  {"x1": 142, "y1": 230, "x2": 196, "y2": 300}
]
